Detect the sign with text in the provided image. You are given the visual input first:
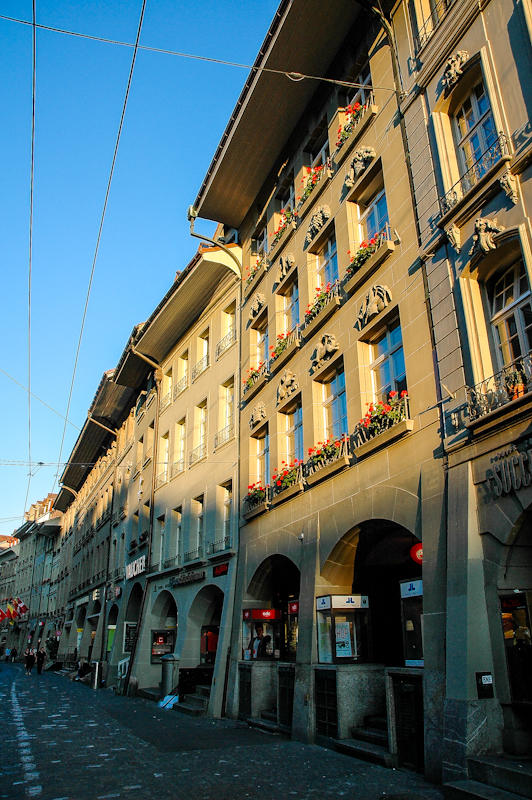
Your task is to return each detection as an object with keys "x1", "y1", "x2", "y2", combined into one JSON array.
[
  {"x1": 123, "y1": 622, "x2": 137, "y2": 653},
  {"x1": 316, "y1": 595, "x2": 369, "y2": 610},
  {"x1": 212, "y1": 563, "x2": 229, "y2": 578},
  {"x1": 170, "y1": 569, "x2": 205, "y2": 587},
  {"x1": 242, "y1": 608, "x2": 282, "y2": 621},
  {"x1": 486, "y1": 441, "x2": 532, "y2": 498},
  {"x1": 126, "y1": 555, "x2": 146, "y2": 580},
  {"x1": 400, "y1": 579, "x2": 423, "y2": 599}
]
